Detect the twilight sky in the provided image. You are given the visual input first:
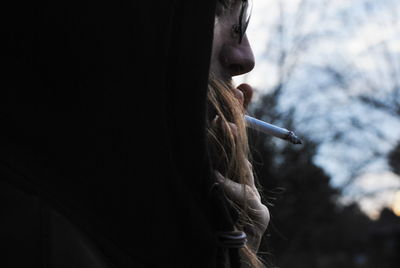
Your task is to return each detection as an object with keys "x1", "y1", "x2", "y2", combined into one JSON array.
[{"x1": 235, "y1": 0, "x2": 400, "y2": 218}]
